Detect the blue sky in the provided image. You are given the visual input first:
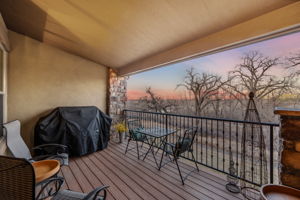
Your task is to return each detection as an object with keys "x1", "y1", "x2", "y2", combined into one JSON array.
[{"x1": 128, "y1": 31, "x2": 300, "y2": 99}]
